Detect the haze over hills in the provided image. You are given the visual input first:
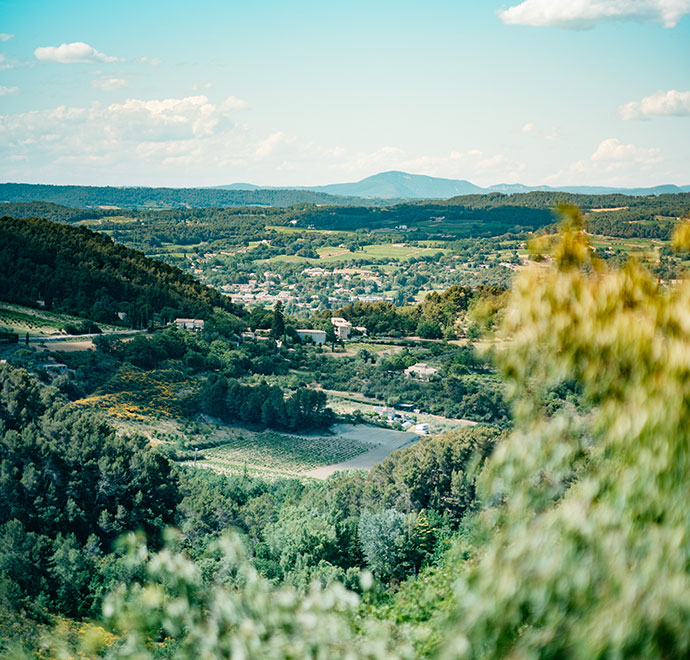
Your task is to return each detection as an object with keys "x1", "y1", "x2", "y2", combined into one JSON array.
[
  {"x1": 218, "y1": 170, "x2": 690, "y2": 200},
  {"x1": 2, "y1": 174, "x2": 689, "y2": 211}
]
